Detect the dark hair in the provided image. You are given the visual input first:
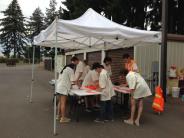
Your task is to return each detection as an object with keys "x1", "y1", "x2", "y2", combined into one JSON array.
[
  {"x1": 92, "y1": 62, "x2": 104, "y2": 70},
  {"x1": 103, "y1": 57, "x2": 112, "y2": 63},
  {"x1": 122, "y1": 53, "x2": 130, "y2": 59},
  {"x1": 60, "y1": 63, "x2": 75, "y2": 74},
  {"x1": 121, "y1": 69, "x2": 129, "y2": 76},
  {"x1": 71, "y1": 56, "x2": 79, "y2": 62}
]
